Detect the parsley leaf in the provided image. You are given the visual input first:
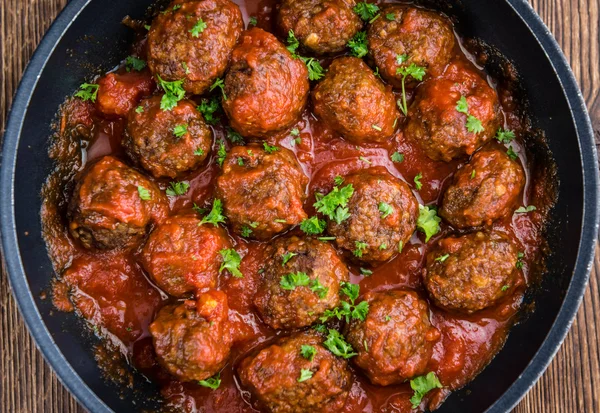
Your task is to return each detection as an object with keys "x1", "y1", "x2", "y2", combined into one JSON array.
[
  {"x1": 516, "y1": 252, "x2": 525, "y2": 269},
  {"x1": 409, "y1": 372, "x2": 443, "y2": 409},
  {"x1": 323, "y1": 329, "x2": 357, "y2": 359},
  {"x1": 455, "y1": 96, "x2": 469, "y2": 113},
  {"x1": 210, "y1": 78, "x2": 226, "y2": 99},
  {"x1": 286, "y1": 30, "x2": 300, "y2": 55},
  {"x1": 194, "y1": 147, "x2": 205, "y2": 156},
  {"x1": 348, "y1": 31, "x2": 368, "y2": 58},
  {"x1": 189, "y1": 19, "x2": 207, "y2": 37},
  {"x1": 280, "y1": 272, "x2": 311, "y2": 290},
  {"x1": 281, "y1": 252, "x2": 297, "y2": 266},
  {"x1": 248, "y1": 16, "x2": 258, "y2": 26},
  {"x1": 378, "y1": 202, "x2": 394, "y2": 218},
  {"x1": 300, "y1": 345, "x2": 317, "y2": 361},
  {"x1": 226, "y1": 128, "x2": 245, "y2": 145},
  {"x1": 137, "y1": 186, "x2": 151, "y2": 201},
  {"x1": 75, "y1": 83, "x2": 99, "y2": 102},
  {"x1": 353, "y1": 241, "x2": 368, "y2": 257},
  {"x1": 198, "y1": 373, "x2": 221, "y2": 390},
  {"x1": 135, "y1": 106, "x2": 144, "y2": 114},
  {"x1": 466, "y1": 115, "x2": 484, "y2": 134},
  {"x1": 333, "y1": 176, "x2": 345, "y2": 186},
  {"x1": 125, "y1": 56, "x2": 146, "y2": 72},
  {"x1": 200, "y1": 199, "x2": 226, "y2": 227},
  {"x1": 219, "y1": 248, "x2": 243, "y2": 278},
  {"x1": 298, "y1": 369, "x2": 313, "y2": 382},
  {"x1": 173, "y1": 123, "x2": 188, "y2": 138},
  {"x1": 435, "y1": 254, "x2": 450, "y2": 263},
  {"x1": 515, "y1": 205, "x2": 537, "y2": 213},
  {"x1": 198, "y1": 97, "x2": 221, "y2": 125},
  {"x1": 300, "y1": 216, "x2": 326, "y2": 234},
  {"x1": 391, "y1": 152, "x2": 404, "y2": 163},
  {"x1": 414, "y1": 173, "x2": 423, "y2": 190},
  {"x1": 310, "y1": 278, "x2": 329, "y2": 299},
  {"x1": 417, "y1": 205, "x2": 441, "y2": 242},
  {"x1": 240, "y1": 226, "x2": 253, "y2": 237},
  {"x1": 507, "y1": 145, "x2": 518, "y2": 160},
  {"x1": 395, "y1": 60, "x2": 427, "y2": 115},
  {"x1": 353, "y1": 2, "x2": 379, "y2": 21},
  {"x1": 314, "y1": 184, "x2": 354, "y2": 221},
  {"x1": 386, "y1": 13, "x2": 396, "y2": 20},
  {"x1": 301, "y1": 57, "x2": 325, "y2": 80},
  {"x1": 216, "y1": 140, "x2": 227, "y2": 167},
  {"x1": 156, "y1": 75, "x2": 185, "y2": 111},
  {"x1": 263, "y1": 142, "x2": 279, "y2": 154},
  {"x1": 166, "y1": 181, "x2": 190, "y2": 197},
  {"x1": 496, "y1": 128, "x2": 516, "y2": 144}
]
